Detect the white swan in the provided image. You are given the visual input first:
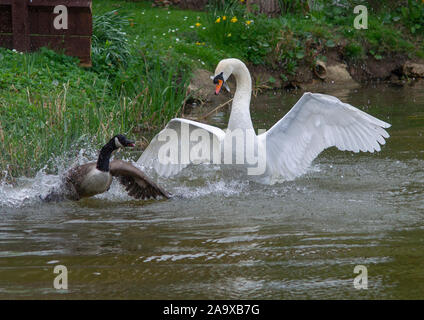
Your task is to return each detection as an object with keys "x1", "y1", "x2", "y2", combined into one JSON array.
[{"x1": 137, "y1": 58, "x2": 390, "y2": 184}]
